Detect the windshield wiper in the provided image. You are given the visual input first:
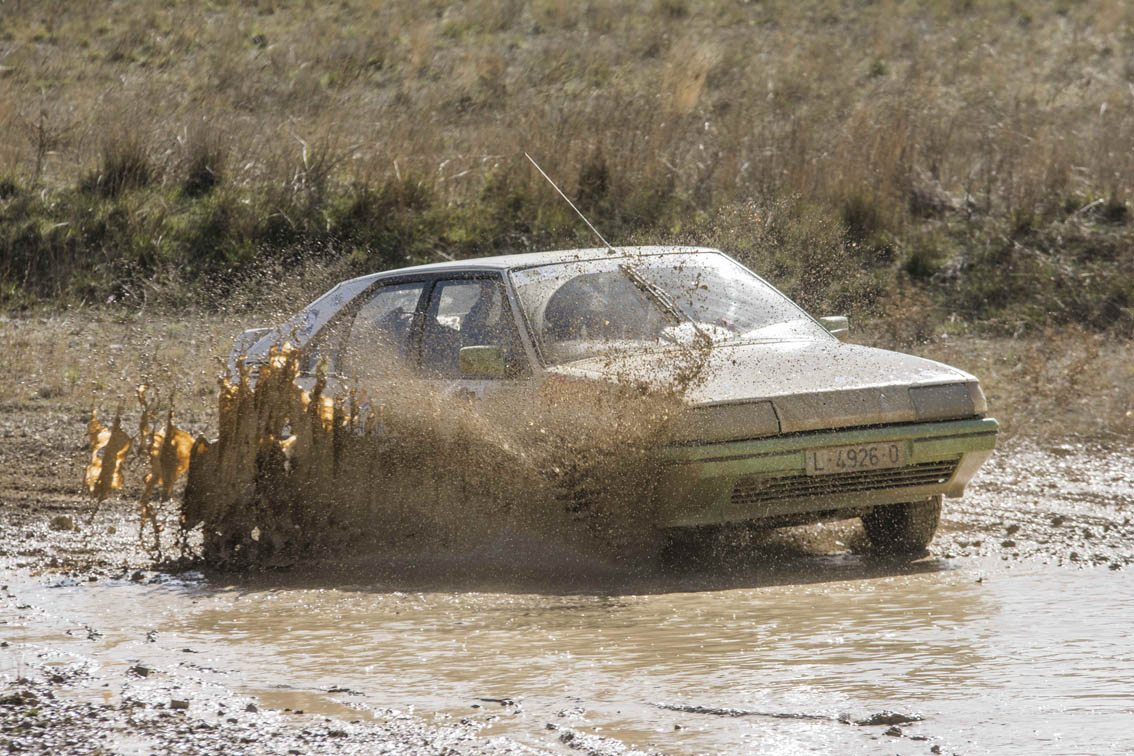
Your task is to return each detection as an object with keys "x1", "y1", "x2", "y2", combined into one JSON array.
[
  {"x1": 619, "y1": 264, "x2": 710, "y2": 343},
  {"x1": 619, "y1": 264, "x2": 681, "y2": 322}
]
